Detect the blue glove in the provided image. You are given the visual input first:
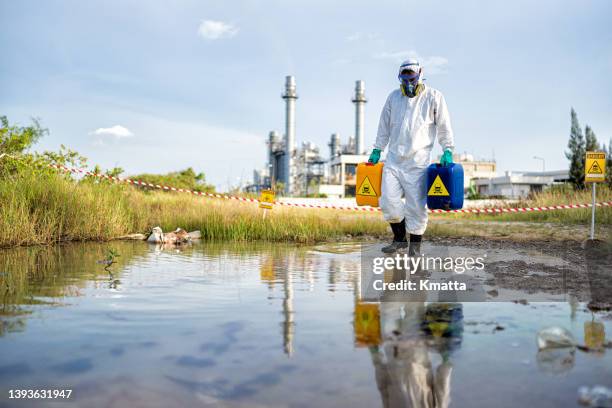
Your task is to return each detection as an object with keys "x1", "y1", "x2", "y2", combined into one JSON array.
[
  {"x1": 368, "y1": 149, "x2": 381, "y2": 164},
  {"x1": 440, "y1": 149, "x2": 453, "y2": 166}
]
